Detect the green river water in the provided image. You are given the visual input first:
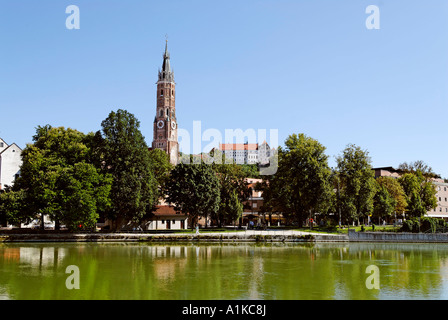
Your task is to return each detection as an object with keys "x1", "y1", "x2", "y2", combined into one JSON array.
[{"x1": 1, "y1": 242, "x2": 448, "y2": 300}]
